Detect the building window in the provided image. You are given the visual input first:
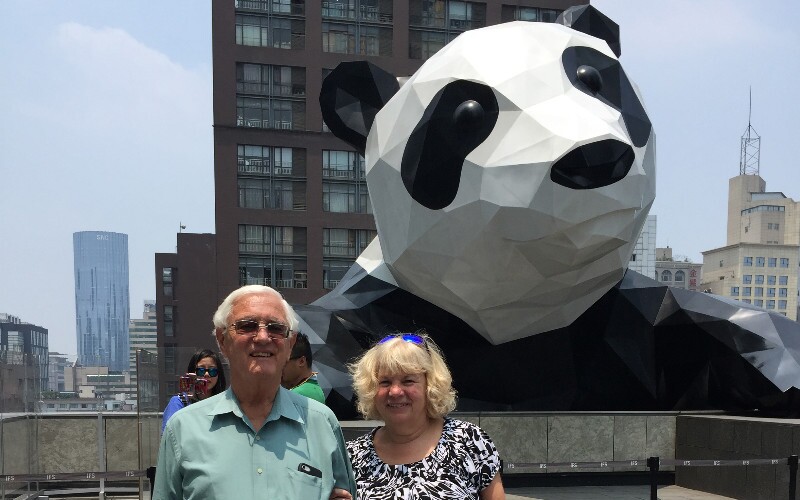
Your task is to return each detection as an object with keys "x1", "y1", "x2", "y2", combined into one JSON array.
[
  {"x1": 321, "y1": 227, "x2": 377, "y2": 289},
  {"x1": 162, "y1": 267, "x2": 174, "y2": 296},
  {"x1": 238, "y1": 145, "x2": 303, "y2": 176},
  {"x1": 780, "y1": 258, "x2": 790, "y2": 267},
  {"x1": 238, "y1": 225, "x2": 307, "y2": 289},
  {"x1": 767, "y1": 275, "x2": 776, "y2": 285},
  {"x1": 322, "y1": 21, "x2": 392, "y2": 56},
  {"x1": 237, "y1": 63, "x2": 305, "y2": 97},
  {"x1": 164, "y1": 344, "x2": 177, "y2": 375},
  {"x1": 730, "y1": 286, "x2": 739, "y2": 296},
  {"x1": 408, "y1": 1, "x2": 487, "y2": 59},
  {"x1": 660, "y1": 270, "x2": 672, "y2": 282},
  {"x1": 767, "y1": 223, "x2": 780, "y2": 230},
  {"x1": 743, "y1": 274, "x2": 752, "y2": 284},
  {"x1": 754, "y1": 299, "x2": 763, "y2": 307},
  {"x1": 779, "y1": 276, "x2": 789, "y2": 285},
  {"x1": 238, "y1": 146, "x2": 307, "y2": 210},
  {"x1": 500, "y1": 5, "x2": 561, "y2": 22},
  {"x1": 754, "y1": 287, "x2": 763, "y2": 297},
  {"x1": 766, "y1": 300, "x2": 775, "y2": 309},
  {"x1": 322, "y1": 150, "x2": 371, "y2": 213},
  {"x1": 742, "y1": 299, "x2": 751, "y2": 304},
  {"x1": 234, "y1": 1, "x2": 305, "y2": 49},
  {"x1": 779, "y1": 288, "x2": 788, "y2": 297},
  {"x1": 755, "y1": 275, "x2": 764, "y2": 284},
  {"x1": 755, "y1": 256, "x2": 765, "y2": 267},
  {"x1": 779, "y1": 300, "x2": 787, "y2": 309},
  {"x1": 742, "y1": 287, "x2": 751, "y2": 297},
  {"x1": 163, "y1": 305, "x2": 174, "y2": 337},
  {"x1": 236, "y1": 96, "x2": 305, "y2": 130},
  {"x1": 235, "y1": 64, "x2": 305, "y2": 130},
  {"x1": 674, "y1": 270, "x2": 685, "y2": 282},
  {"x1": 743, "y1": 256, "x2": 753, "y2": 266},
  {"x1": 768, "y1": 257, "x2": 777, "y2": 267},
  {"x1": 767, "y1": 288, "x2": 776, "y2": 297},
  {"x1": 409, "y1": 30, "x2": 448, "y2": 59}
]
